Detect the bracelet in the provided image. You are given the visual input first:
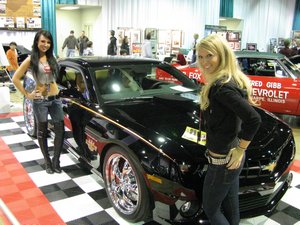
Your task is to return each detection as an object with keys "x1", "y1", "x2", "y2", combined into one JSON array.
[{"x1": 237, "y1": 146, "x2": 247, "y2": 151}]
